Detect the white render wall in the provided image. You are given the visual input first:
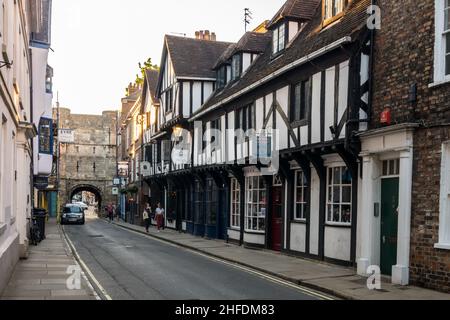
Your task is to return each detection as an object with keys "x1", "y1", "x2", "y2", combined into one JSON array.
[{"x1": 0, "y1": 0, "x2": 34, "y2": 294}]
